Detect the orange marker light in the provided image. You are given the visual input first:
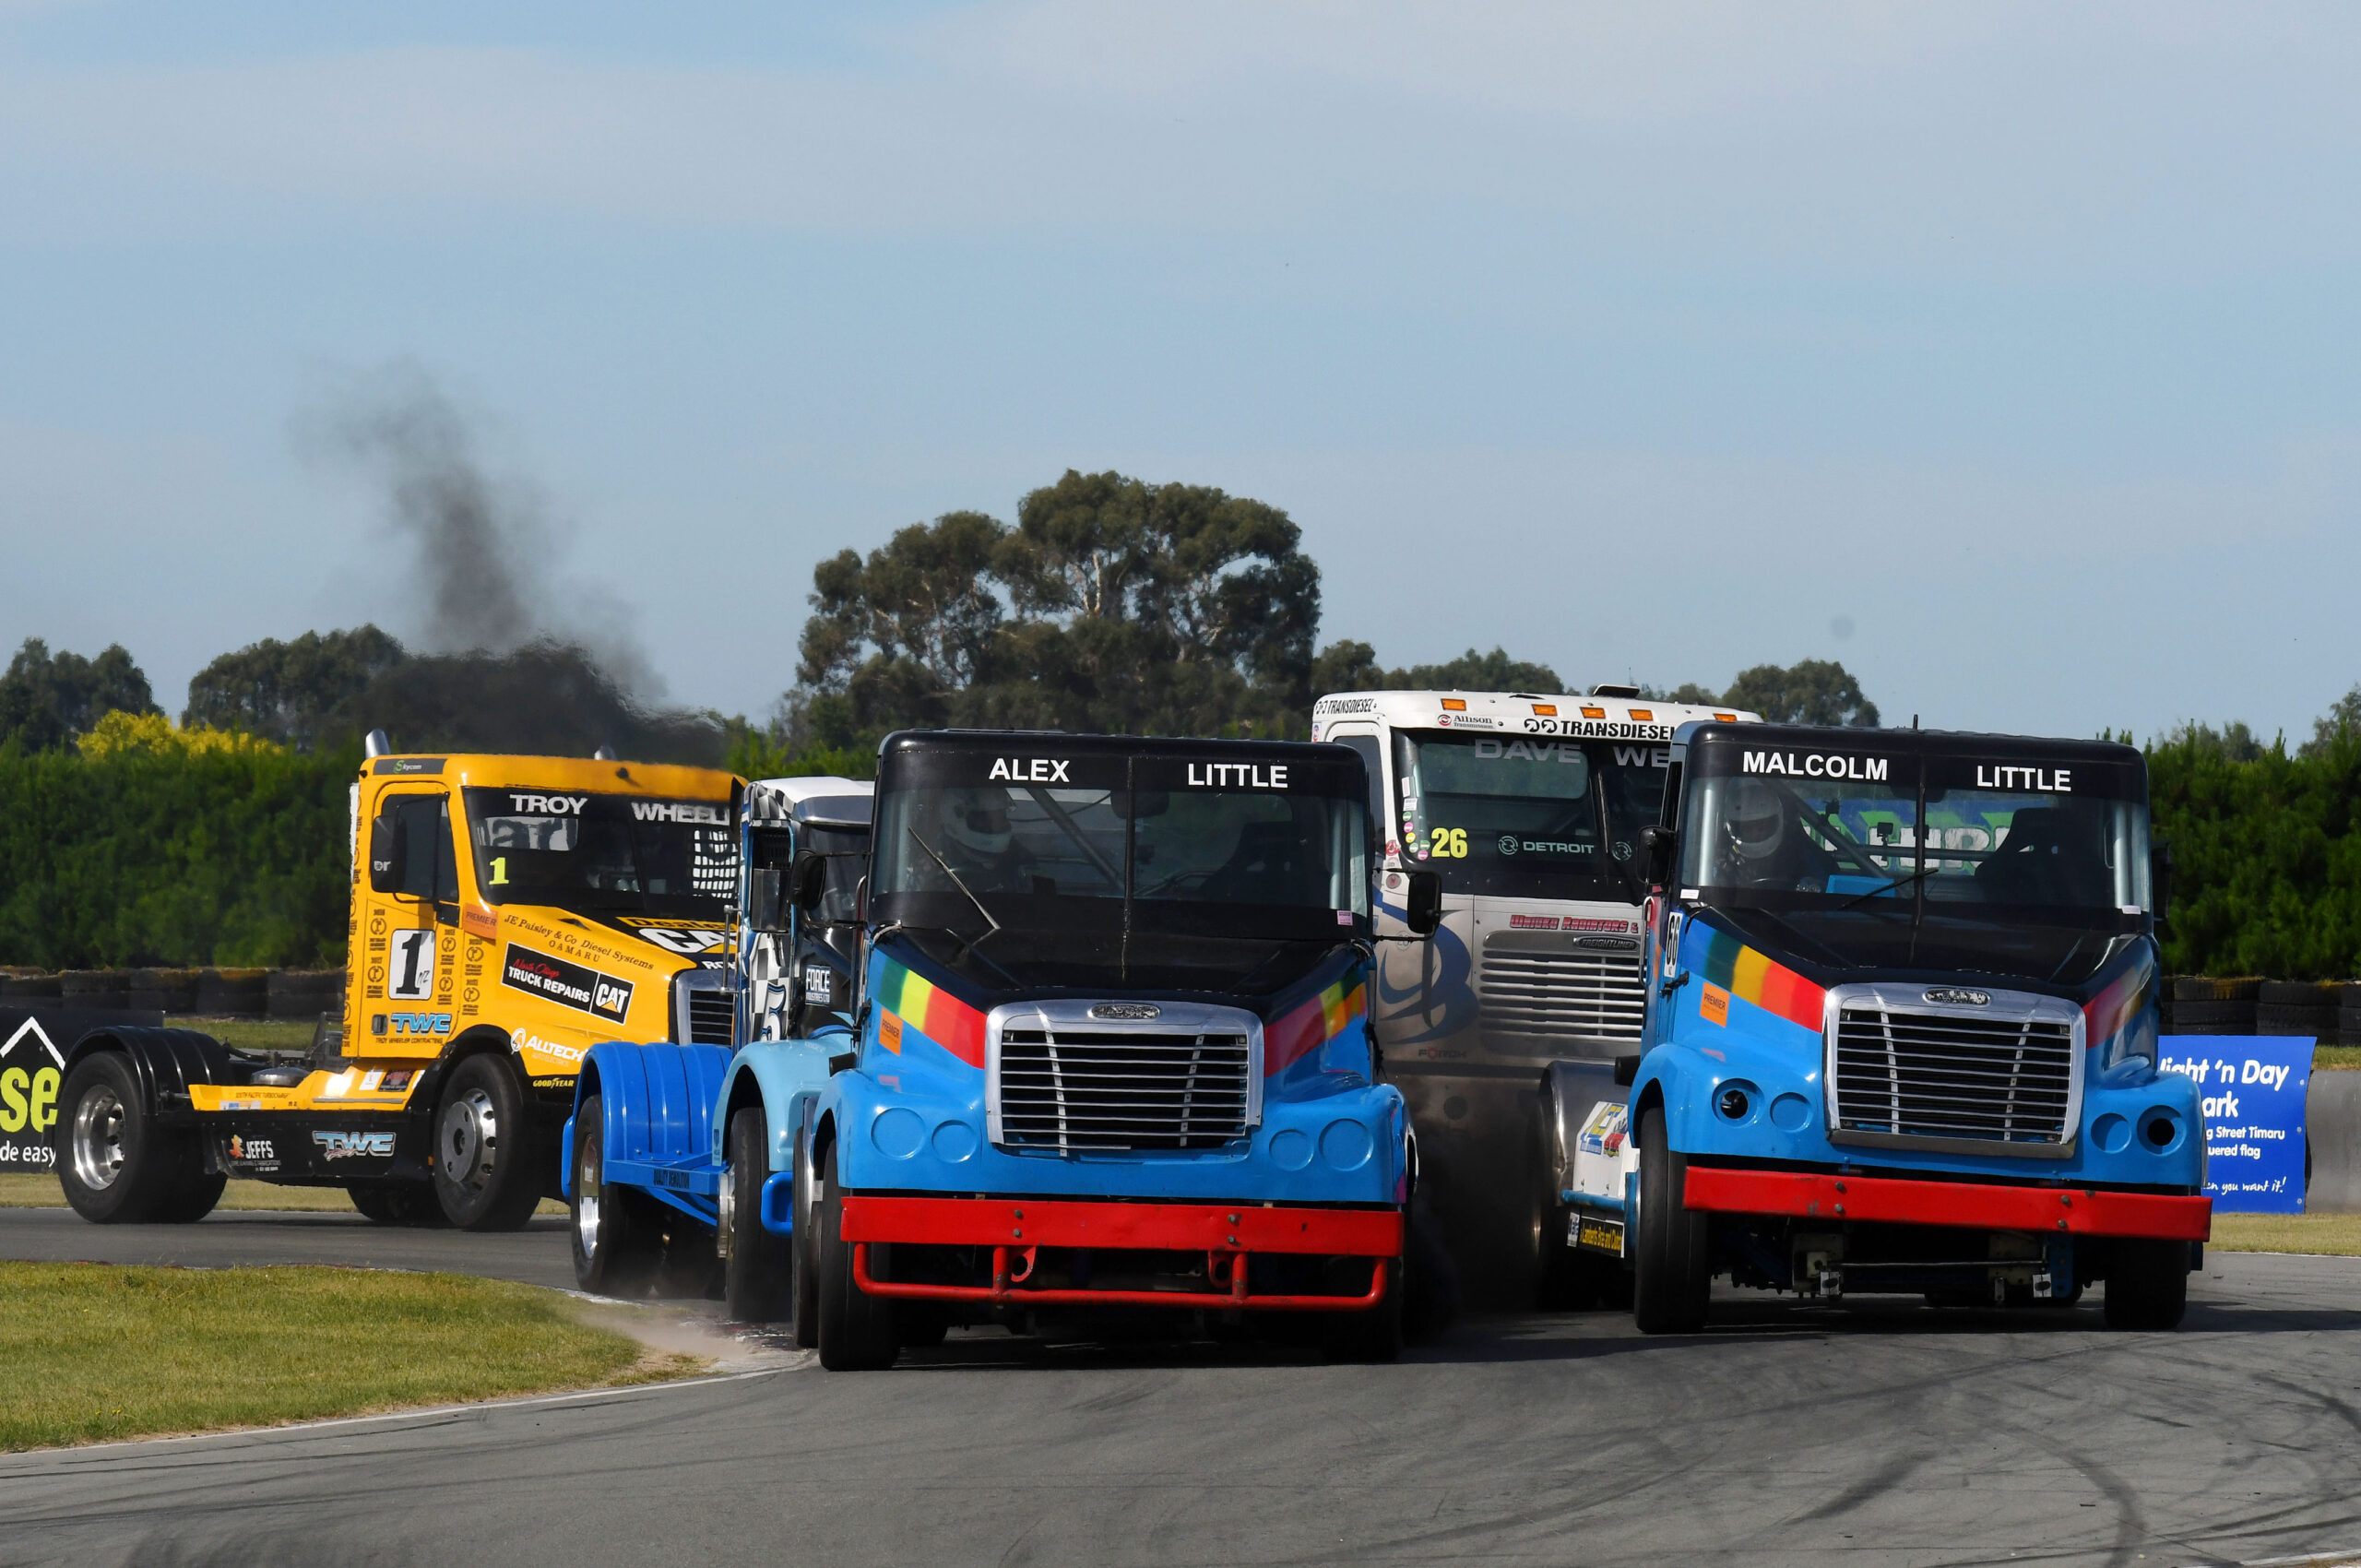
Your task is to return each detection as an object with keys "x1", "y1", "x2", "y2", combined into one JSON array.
[
  {"x1": 1531, "y1": 704, "x2": 1558, "y2": 717},
  {"x1": 1581, "y1": 706, "x2": 1606, "y2": 719},
  {"x1": 1442, "y1": 698, "x2": 1466, "y2": 711},
  {"x1": 1629, "y1": 708, "x2": 1654, "y2": 721},
  {"x1": 1714, "y1": 712, "x2": 1737, "y2": 722}
]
